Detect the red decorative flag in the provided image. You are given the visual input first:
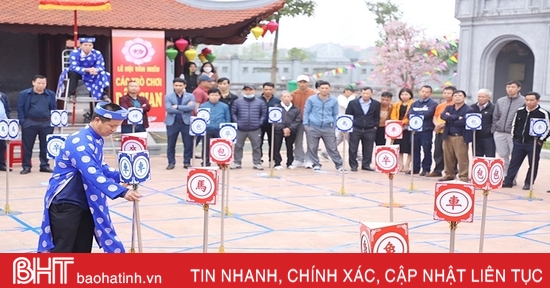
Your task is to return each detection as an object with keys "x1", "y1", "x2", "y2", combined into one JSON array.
[{"x1": 38, "y1": 0, "x2": 111, "y2": 10}]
